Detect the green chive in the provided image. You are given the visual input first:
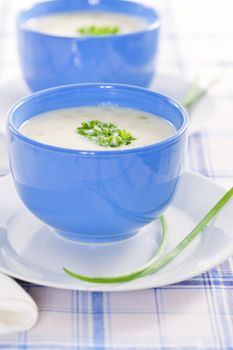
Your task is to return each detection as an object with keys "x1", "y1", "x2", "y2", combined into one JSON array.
[
  {"x1": 183, "y1": 79, "x2": 218, "y2": 111},
  {"x1": 64, "y1": 187, "x2": 233, "y2": 284},
  {"x1": 64, "y1": 216, "x2": 167, "y2": 283}
]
